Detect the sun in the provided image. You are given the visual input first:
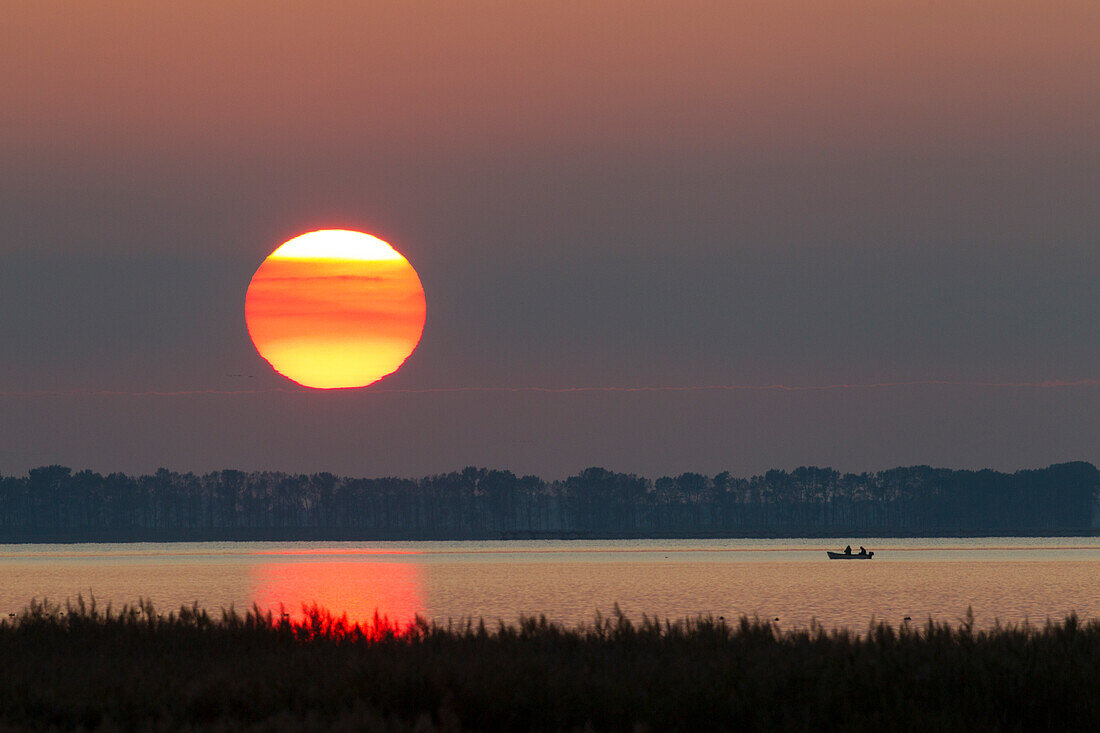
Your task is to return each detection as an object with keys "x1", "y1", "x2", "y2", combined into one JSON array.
[{"x1": 244, "y1": 229, "x2": 426, "y2": 389}]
